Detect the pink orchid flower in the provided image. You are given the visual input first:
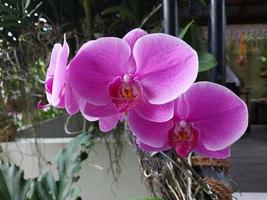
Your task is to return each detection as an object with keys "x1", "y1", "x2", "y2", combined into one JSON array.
[
  {"x1": 128, "y1": 82, "x2": 248, "y2": 159},
  {"x1": 41, "y1": 36, "x2": 79, "y2": 114},
  {"x1": 68, "y1": 29, "x2": 198, "y2": 131}
]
